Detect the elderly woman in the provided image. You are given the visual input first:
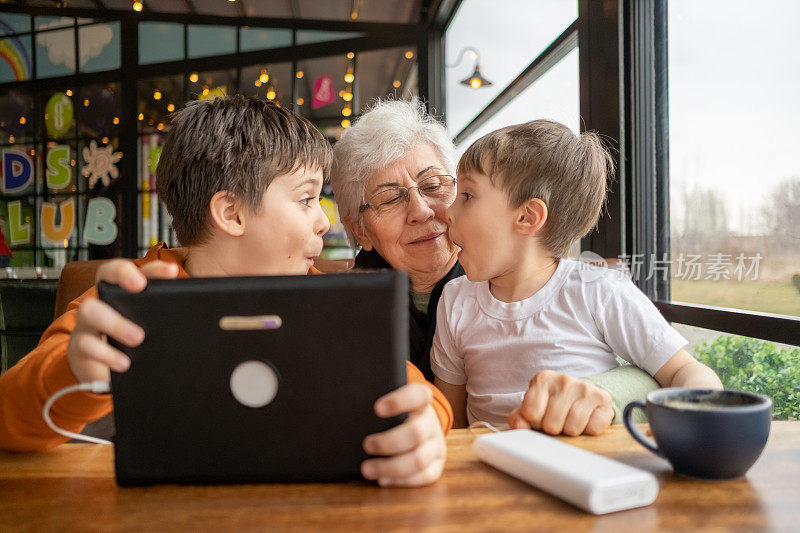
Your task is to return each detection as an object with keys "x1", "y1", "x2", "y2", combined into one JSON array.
[{"x1": 330, "y1": 99, "x2": 659, "y2": 436}]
